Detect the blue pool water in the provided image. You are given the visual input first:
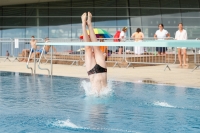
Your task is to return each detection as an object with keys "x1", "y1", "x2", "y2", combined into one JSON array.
[{"x1": 0, "y1": 71, "x2": 200, "y2": 133}]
